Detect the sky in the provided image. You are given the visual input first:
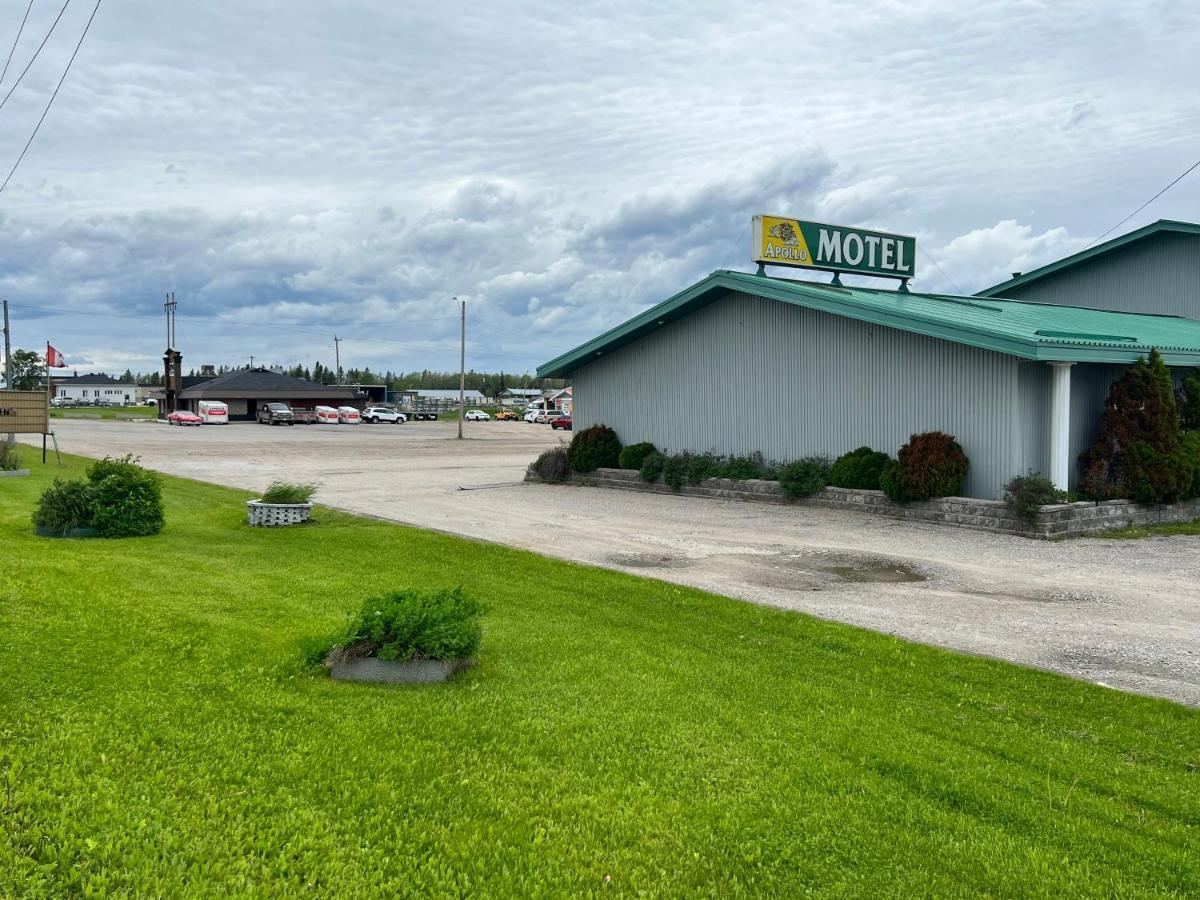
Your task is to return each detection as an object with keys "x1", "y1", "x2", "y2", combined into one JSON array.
[{"x1": 0, "y1": 0, "x2": 1197, "y2": 378}]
